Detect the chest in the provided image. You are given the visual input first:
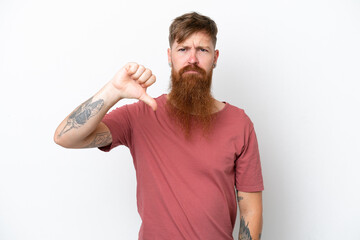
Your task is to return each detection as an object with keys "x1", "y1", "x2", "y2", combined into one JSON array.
[{"x1": 133, "y1": 119, "x2": 240, "y2": 177}]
